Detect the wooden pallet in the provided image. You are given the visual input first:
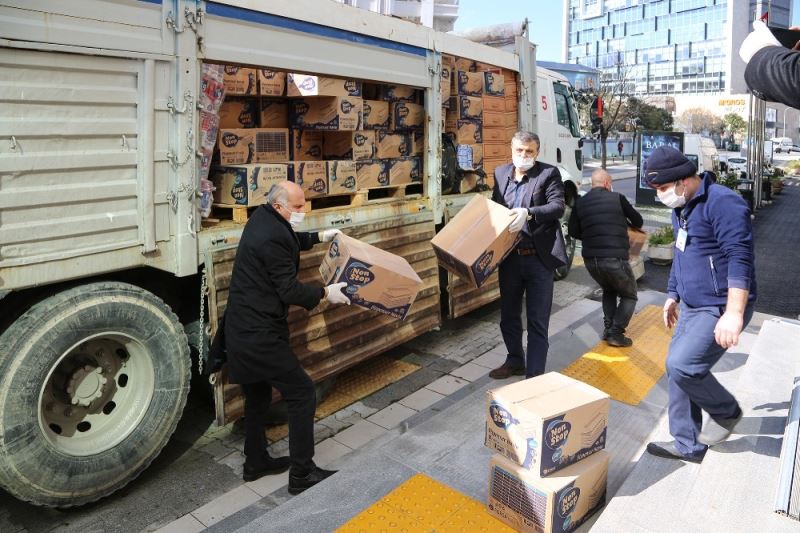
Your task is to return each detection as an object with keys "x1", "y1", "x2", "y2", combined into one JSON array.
[
  {"x1": 212, "y1": 203, "x2": 258, "y2": 224},
  {"x1": 304, "y1": 182, "x2": 424, "y2": 212}
]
